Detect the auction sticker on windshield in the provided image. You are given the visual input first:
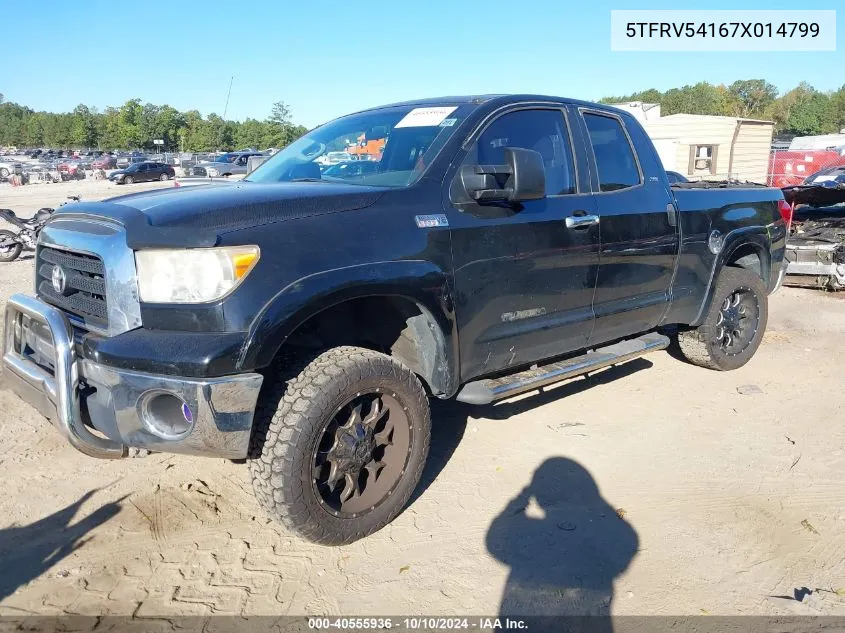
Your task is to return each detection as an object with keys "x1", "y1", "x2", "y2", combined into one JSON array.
[{"x1": 395, "y1": 106, "x2": 457, "y2": 128}]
